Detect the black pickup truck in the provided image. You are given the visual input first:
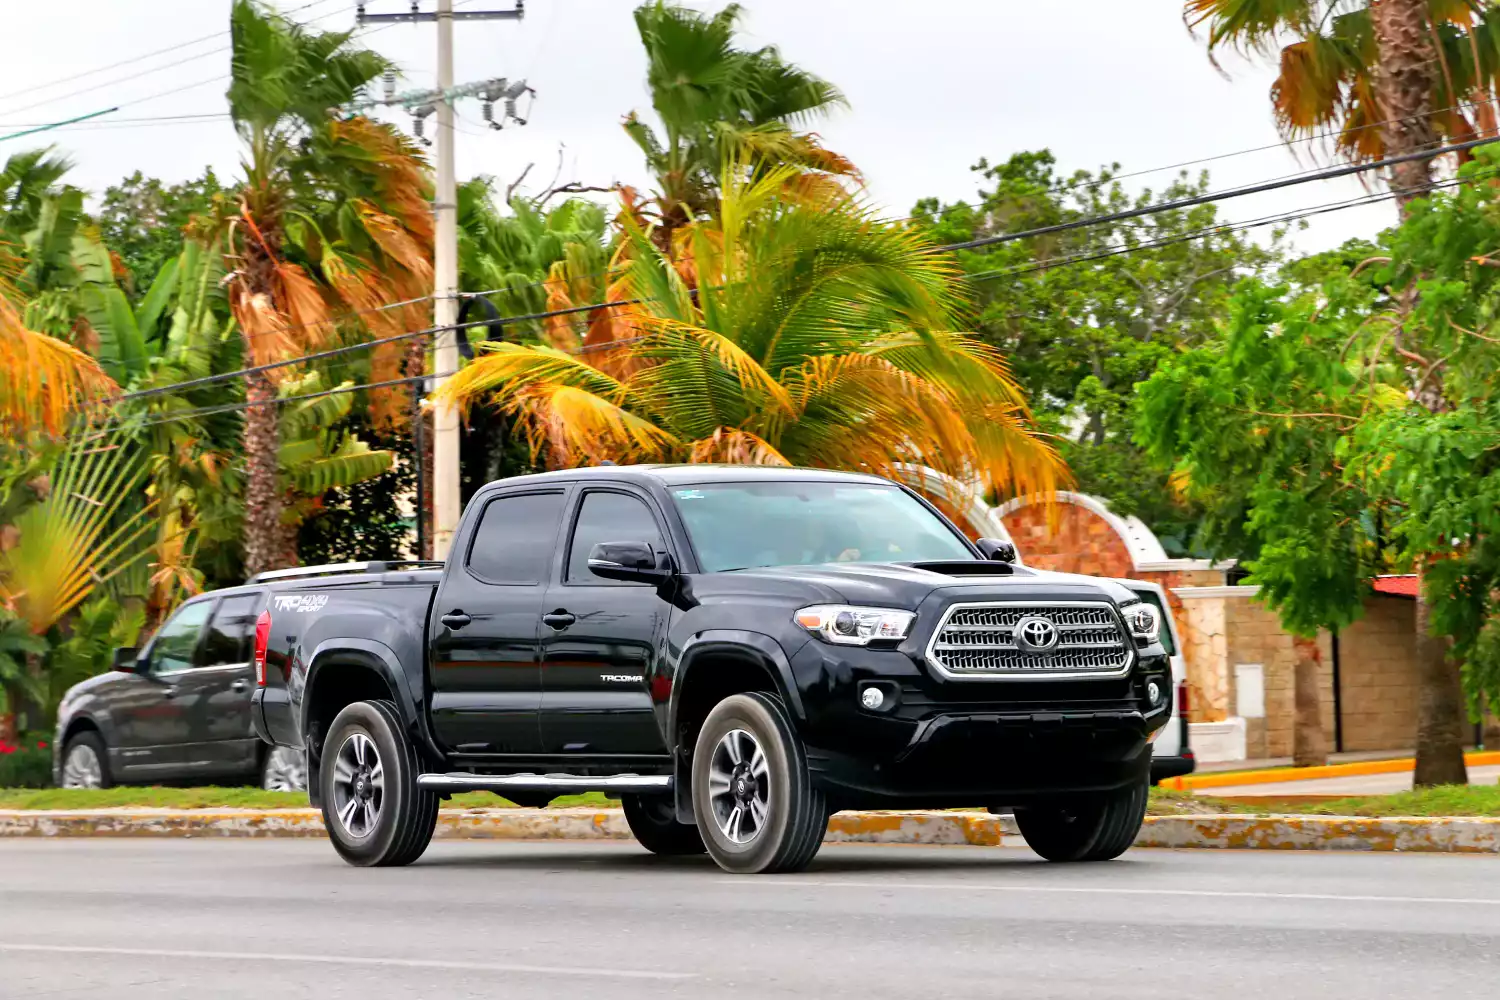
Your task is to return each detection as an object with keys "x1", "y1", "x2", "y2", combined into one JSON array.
[{"x1": 251, "y1": 465, "x2": 1173, "y2": 874}]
